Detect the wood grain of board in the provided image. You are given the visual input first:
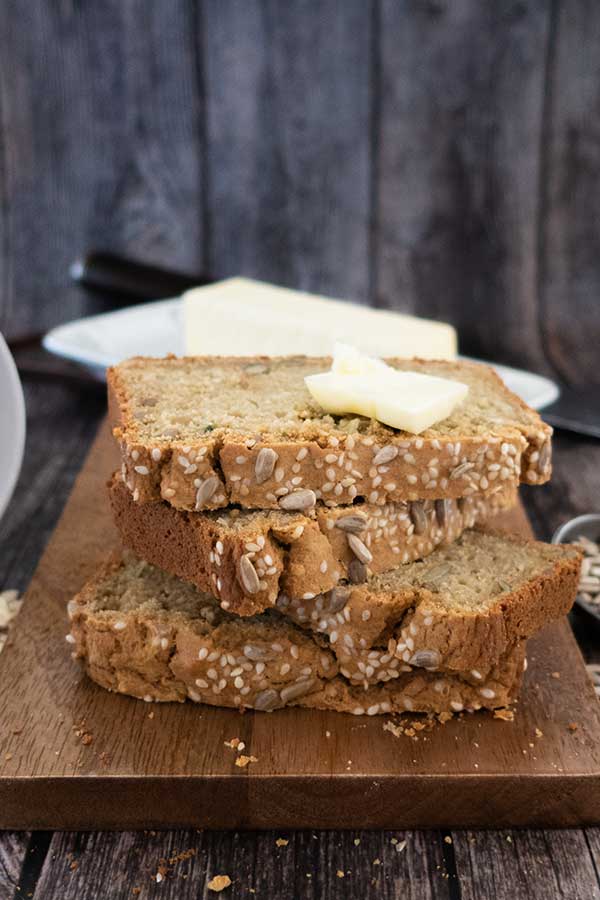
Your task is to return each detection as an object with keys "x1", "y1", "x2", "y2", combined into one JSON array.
[{"x1": 0, "y1": 420, "x2": 599, "y2": 830}]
